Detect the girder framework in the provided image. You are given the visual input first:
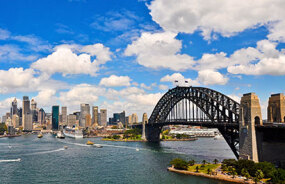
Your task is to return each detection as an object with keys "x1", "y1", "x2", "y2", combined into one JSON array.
[{"x1": 148, "y1": 86, "x2": 240, "y2": 158}]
